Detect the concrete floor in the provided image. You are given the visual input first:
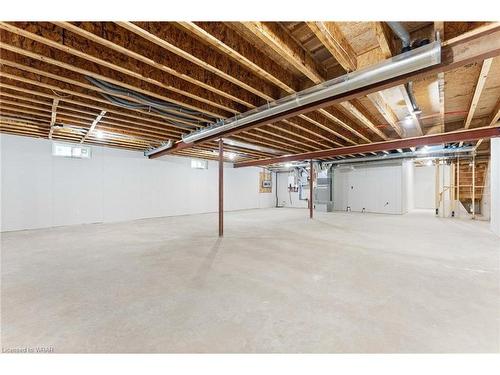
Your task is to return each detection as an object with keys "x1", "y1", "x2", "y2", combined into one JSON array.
[{"x1": 1, "y1": 208, "x2": 499, "y2": 353}]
